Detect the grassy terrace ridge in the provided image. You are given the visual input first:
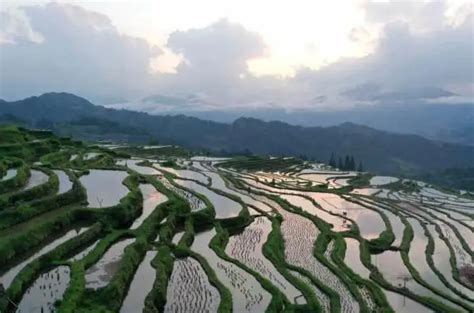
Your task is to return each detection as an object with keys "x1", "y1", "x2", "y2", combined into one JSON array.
[{"x1": 0, "y1": 125, "x2": 473, "y2": 313}]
